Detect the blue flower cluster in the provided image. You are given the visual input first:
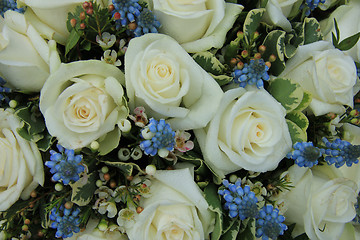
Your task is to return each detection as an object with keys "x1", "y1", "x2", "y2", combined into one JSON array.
[
  {"x1": 232, "y1": 59, "x2": 270, "y2": 88},
  {"x1": 322, "y1": 137, "x2": 360, "y2": 168},
  {"x1": 45, "y1": 144, "x2": 85, "y2": 185},
  {"x1": 50, "y1": 204, "x2": 81, "y2": 238},
  {"x1": 302, "y1": 0, "x2": 326, "y2": 16},
  {"x1": 256, "y1": 205, "x2": 288, "y2": 240},
  {"x1": 287, "y1": 142, "x2": 322, "y2": 168},
  {"x1": 111, "y1": 0, "x2": 160, "y2": 36},
  {"x1": 0, "y1": 0, "x2": 24, "y2": 16},
  {"x1": 218, "y1": 179, "x2": 259, "y2": 220},
  {"x1": 0, "y1": 77, "x2": 11, "y2": 105},
  {"x1": 219, "y1": 179, "x2": 287, "y2": 240},
  {"x1": 140, "y1": 118, "x2": 175, "y2": 156}
]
